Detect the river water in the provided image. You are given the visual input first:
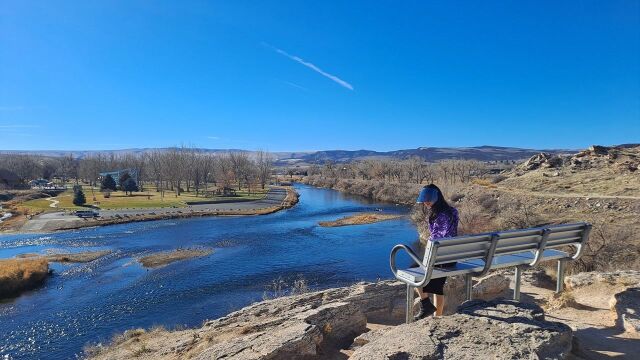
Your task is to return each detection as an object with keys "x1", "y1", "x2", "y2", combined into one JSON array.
[{"x1": 0, "y1": 184, "x2": 418, "y2": 359}]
